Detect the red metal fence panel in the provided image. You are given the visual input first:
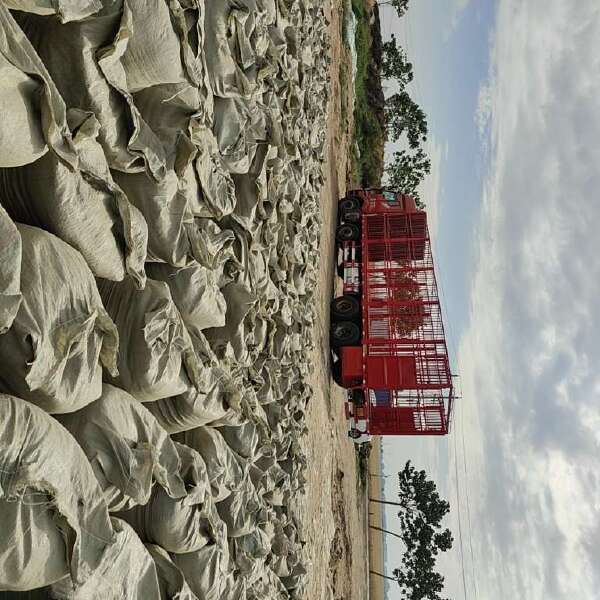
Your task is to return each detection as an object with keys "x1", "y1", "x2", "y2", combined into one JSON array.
[
  {"x1": 360, "y1": 210, "x2": 454, "y2": 433},
  {"x1": 367, "y1": 390, "x2": 449, "y2": 435}
]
